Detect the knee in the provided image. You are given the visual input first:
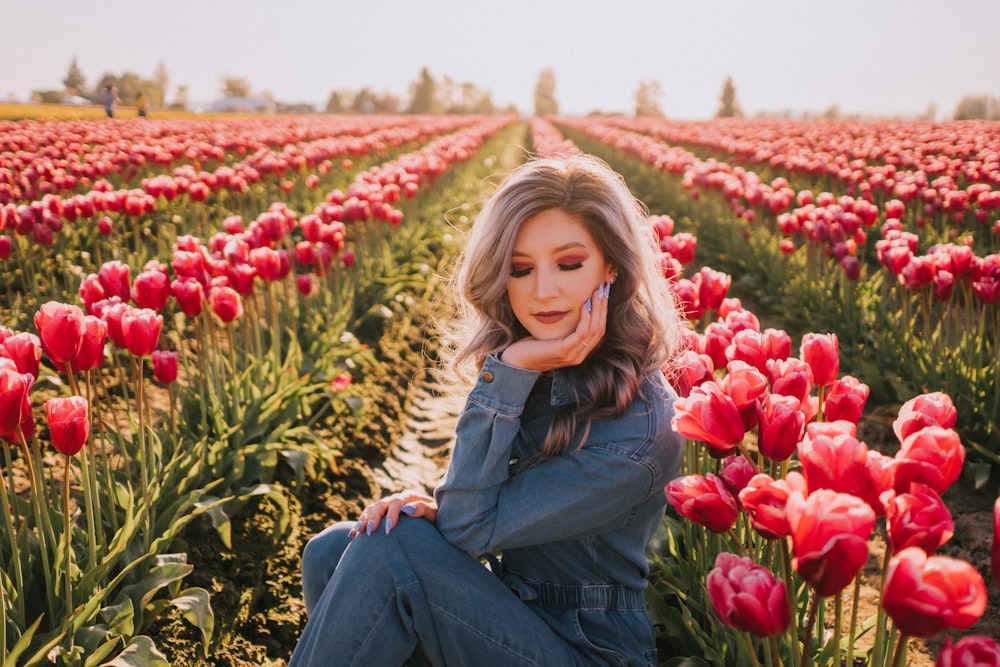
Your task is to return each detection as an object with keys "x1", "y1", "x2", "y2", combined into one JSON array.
[{"x1": 301, "y1": 521, "x2": 354, "y2": 613}]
